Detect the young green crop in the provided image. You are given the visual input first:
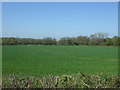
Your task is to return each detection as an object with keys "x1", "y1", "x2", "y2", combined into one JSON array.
[{"x1": 2, "y1": 45, "x2": 118, "y2": 76}]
